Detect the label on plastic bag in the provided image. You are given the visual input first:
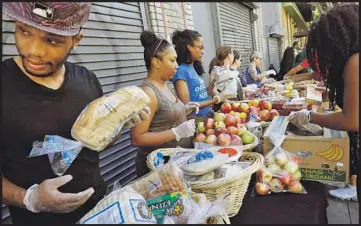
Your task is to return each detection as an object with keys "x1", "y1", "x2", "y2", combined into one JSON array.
[
  {"x1": 129, "y1": 199, "x2": 157, "y2": 223},
  {"x1": 81, "y1": 202, "x2": 125, "y2": 224}
]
